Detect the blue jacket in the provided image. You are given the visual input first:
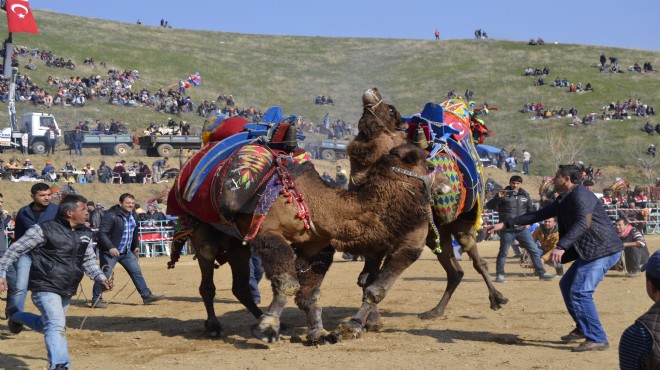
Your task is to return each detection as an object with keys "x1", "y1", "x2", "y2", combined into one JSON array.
[
  {"x1": 505, "y1": 185, "x2": 623, "y2": 262},
  {"x1": 14, "y1": 202, "x2": 59, "y2": 240}
]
